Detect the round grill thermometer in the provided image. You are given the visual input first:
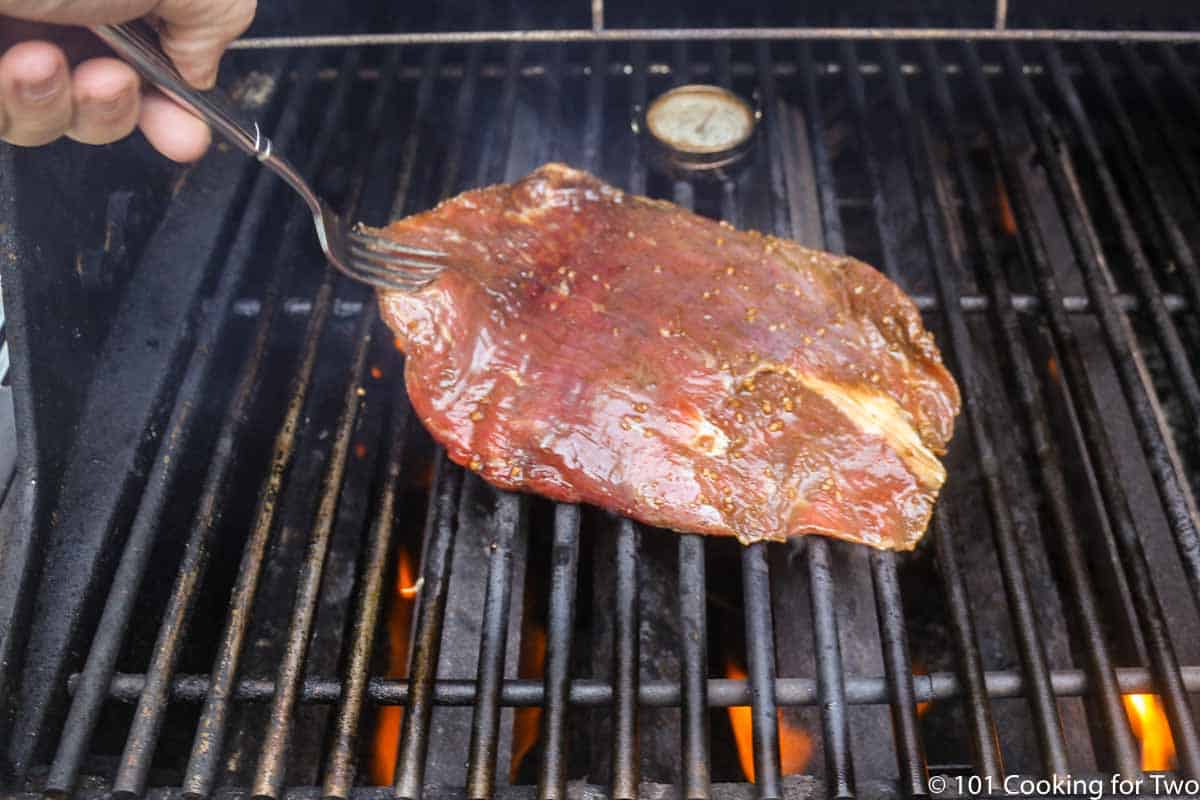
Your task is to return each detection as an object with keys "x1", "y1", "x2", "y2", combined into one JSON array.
[{"x1": 640, "y1": 84, "x2": 759, "y2": 177}]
